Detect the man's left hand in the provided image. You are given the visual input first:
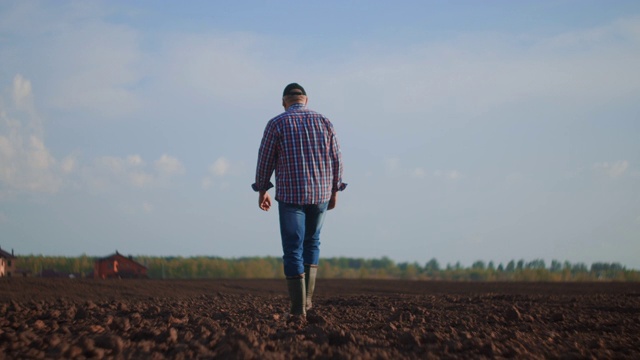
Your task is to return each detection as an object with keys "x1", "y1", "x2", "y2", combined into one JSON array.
[{"x1": 328, "y1": 192, "x2": 338, "y2": 210}]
